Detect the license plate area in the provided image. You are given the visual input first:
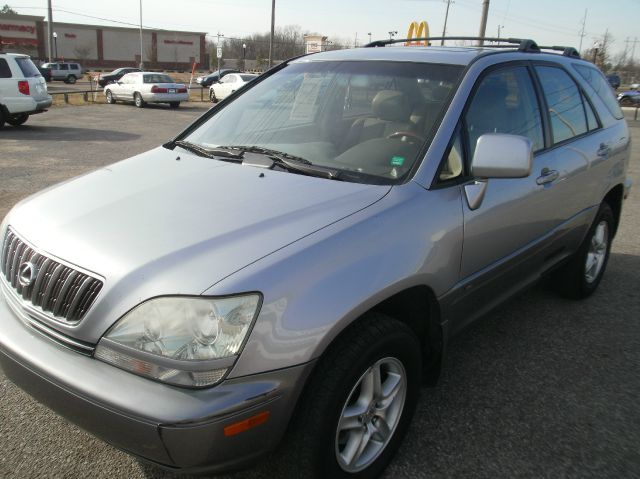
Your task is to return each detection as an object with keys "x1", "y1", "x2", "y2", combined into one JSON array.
[{"x1": 168, "y1": 88, "x2": 176, "y2": 93}]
